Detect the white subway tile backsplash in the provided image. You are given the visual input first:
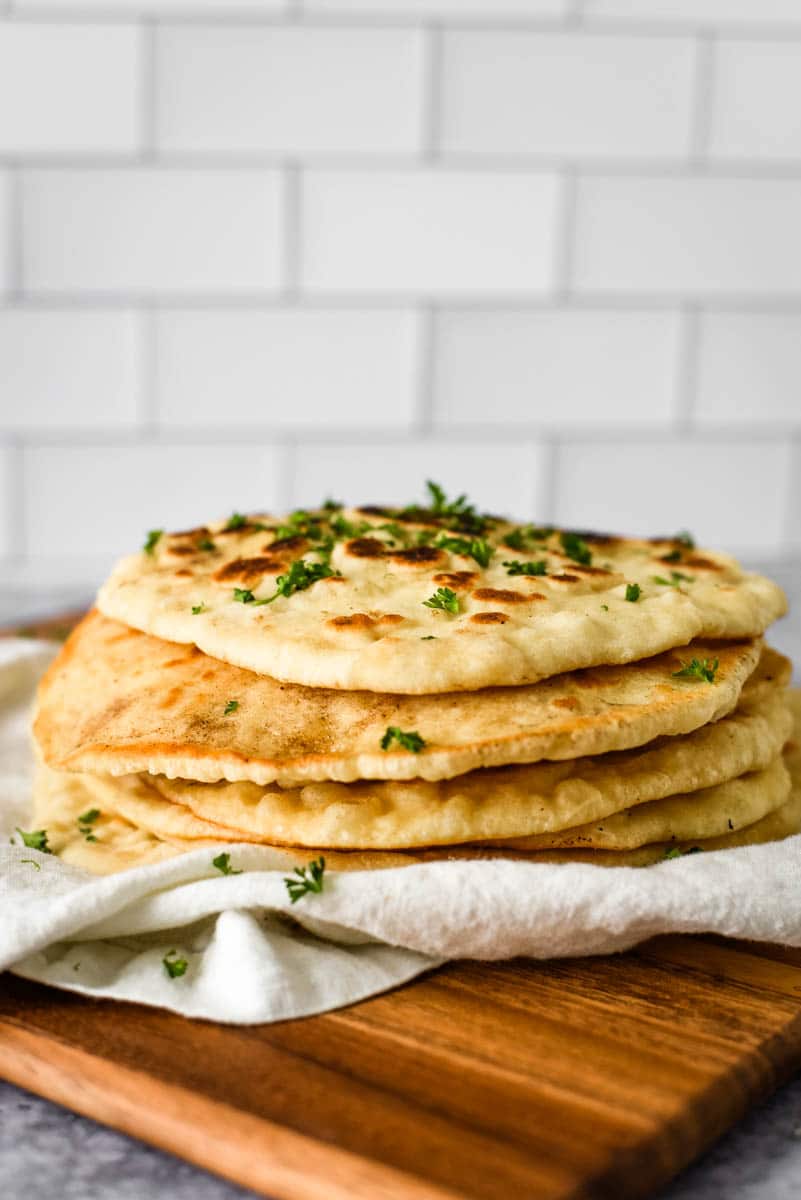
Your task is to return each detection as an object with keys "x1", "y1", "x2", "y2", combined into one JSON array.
[
  {"x1": 0, "y1": 173, "x2": 9, "y2": 296},
  {"x1": 21, "y1": 169, "x2": 284, "y2": 296},
  {"x1": 695, "y1": 313, "x2": 801, "y2": 427},
  {"x1": 709, "y1": 42, "x2": 801, "y2": 162},
  {"x1": 441, "y1": 32, "x2": 695, "y2": 160},
  {"x1": 0, "y1": 310, "x2": 140, "y2": 431},
  {"x1": 156, "y1": 309, "x2": 419, "y2": 430},
  {"x1": 292, "y1": 440, "x2": 547, "y2": 518},
  {"x1": 582, "y1": 0, "x2": 801, "y2": 25},
  {"x1": 23, "y1": 443, "x2": 285, "y2": 559},
  {"x1": 0, "y1": 23, "x2": 140, "y2": 155},
  {"x1": 304, "y1": 1, "x2": 568, "y2": 15},
  {"x1": 553, "y1": 439, "x2": 793, "y2": 555},
  {"x1": 0, "y1": 0, "x2": 800, "y2": 587},
  {"x1": 301, "y1": 170, "x2": 561, "y2": 296},
  {"x1": 14, "y1": 1, "x2": 289, "y2": 10},
  {"x1": 157, "y1": 27, "x2": 424, "y2": 156},
  {"x1": 573, "y1": 177, "x2": 801, "y2": 296},
  {"x1": 433, "y1": 310, "x2": 680, "y2": 429},
  {"x1": 0, "y1": 445, "x2": 12, "y2": 559}
]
